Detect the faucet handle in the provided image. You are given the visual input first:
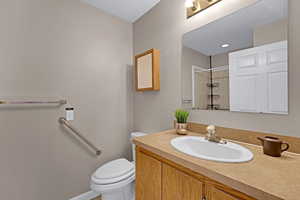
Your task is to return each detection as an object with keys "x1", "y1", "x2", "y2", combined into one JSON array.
[{"x1": 206, "y1": 125, "x2": 216, "y2": 135}]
